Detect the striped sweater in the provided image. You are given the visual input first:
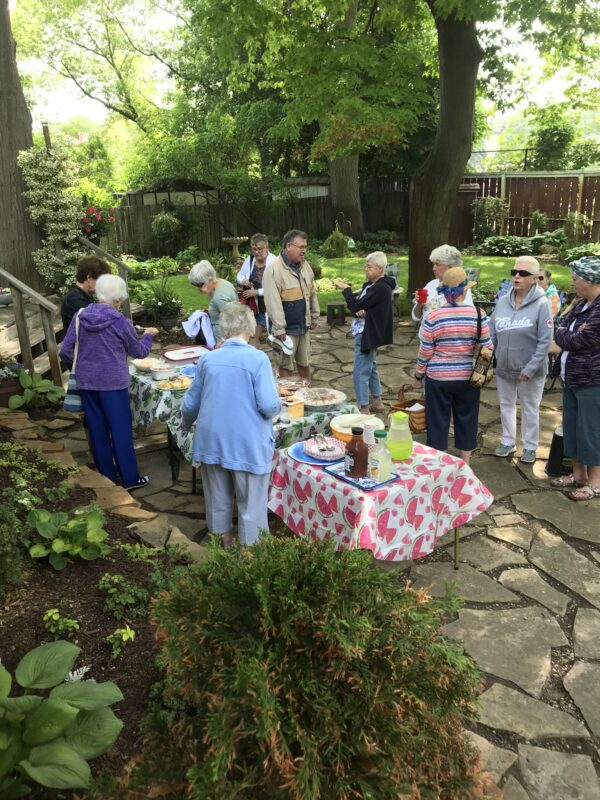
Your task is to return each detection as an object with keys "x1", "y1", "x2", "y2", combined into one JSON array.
[{"x1": 416, "y1": 305, "x2": 492, "y2": 381}]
